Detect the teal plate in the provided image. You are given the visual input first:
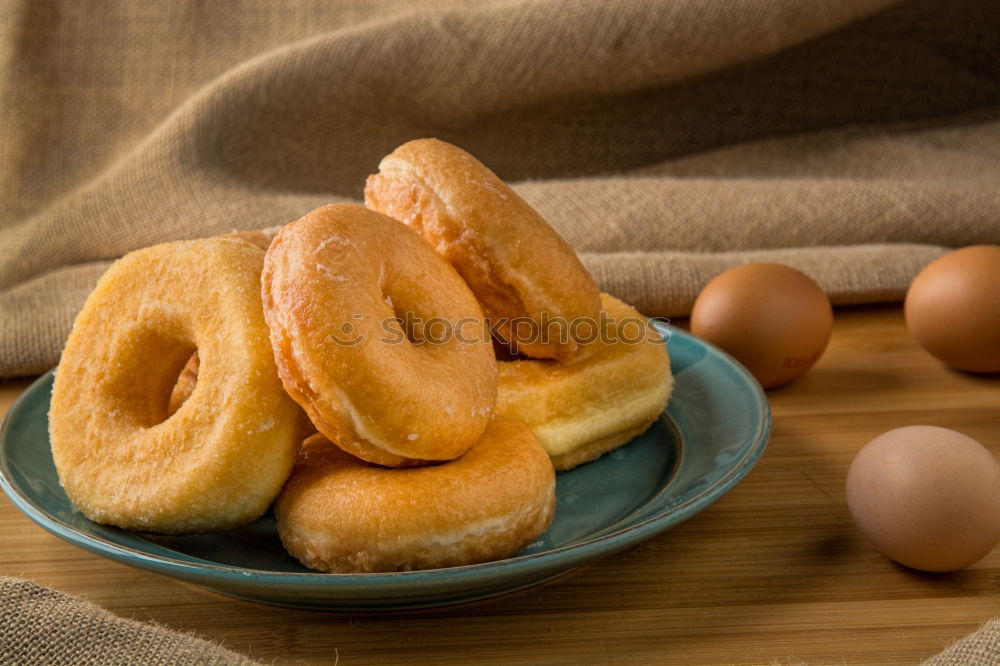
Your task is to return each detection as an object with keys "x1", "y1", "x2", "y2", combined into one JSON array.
[{"x1": 0, "y1": 325, "x2": 769, "y2": 611}]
